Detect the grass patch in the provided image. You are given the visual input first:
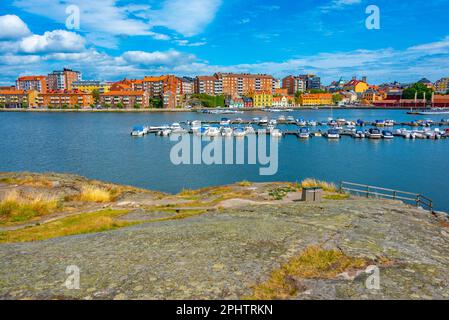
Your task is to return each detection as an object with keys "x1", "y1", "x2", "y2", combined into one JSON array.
[
  {"x1": 249, "y1": 246, "x2": 368, "y2": 300},
  {"x1": 0, "y1": 175, "x2": 54, "y2": 188},
  {"x1": 76, "y1": 185, "x2": 111, "y2": 203},
  {"x1": 301, "y1": 179, "x2": 337, "y2": 192},
  {"x1": 268, "y1": 185, "x2": 300, "y2": 201},
  {"x1": 324, "y1": 193, "x2": 350, "y2": 200},
  {"x1": 0, "y1": 209, "x2": 131, "y2": 243},
  {"x1": 237, "y1": 181, "x2": 253, "y2": 187},
  {"x1": 0, "y1": 190, "x2": 60, "y2": 225}
]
